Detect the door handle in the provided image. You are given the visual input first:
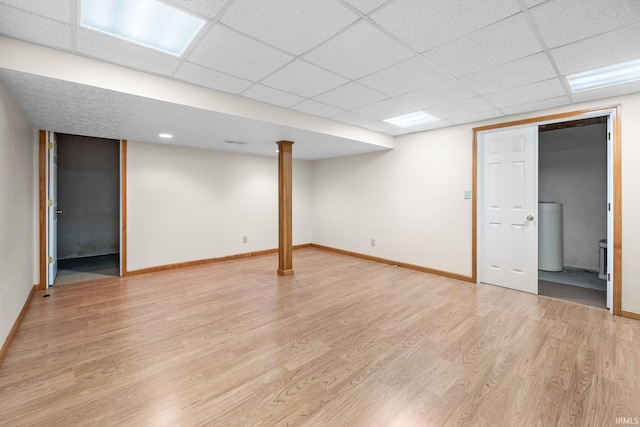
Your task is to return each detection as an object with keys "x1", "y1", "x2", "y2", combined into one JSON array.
[
  {"x1": 56, "y1": 209, "x2": 63, "y2": 215},
  {"x1": 527, "y1": 214, "x2": 534, "y2": 221}
]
